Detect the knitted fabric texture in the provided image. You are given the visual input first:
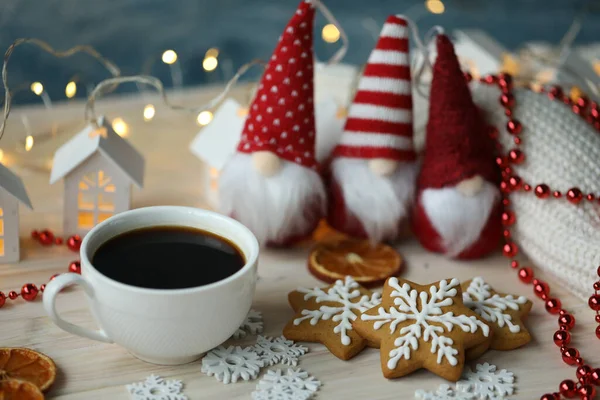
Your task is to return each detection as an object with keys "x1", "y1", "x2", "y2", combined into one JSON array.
[
  {"x1": 236, "y1": 0, "x2": 317, "y2": 170},
  {"x1": 472, "y1": 83, "x2": 600, "y2": 301},
  {"x1": 332, "y1": 15, "x2": 415, "y2": 162},
  {"x1": 418, "y1": 34, "x2": 499, "y2": 189}
]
